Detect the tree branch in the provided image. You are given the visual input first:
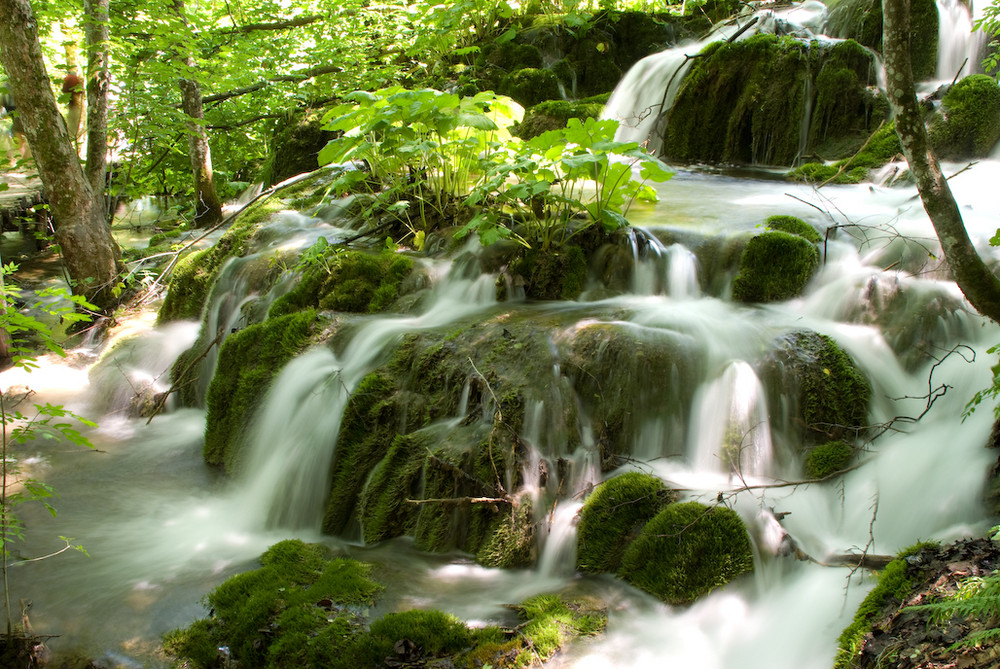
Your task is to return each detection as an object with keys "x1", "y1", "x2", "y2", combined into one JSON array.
[
  {"x1": 200, "y1": 64, "x2": 343, "y2": 105},
  {"x1": 218, "y1": 14, "x2": 323, "y2": 34}
]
